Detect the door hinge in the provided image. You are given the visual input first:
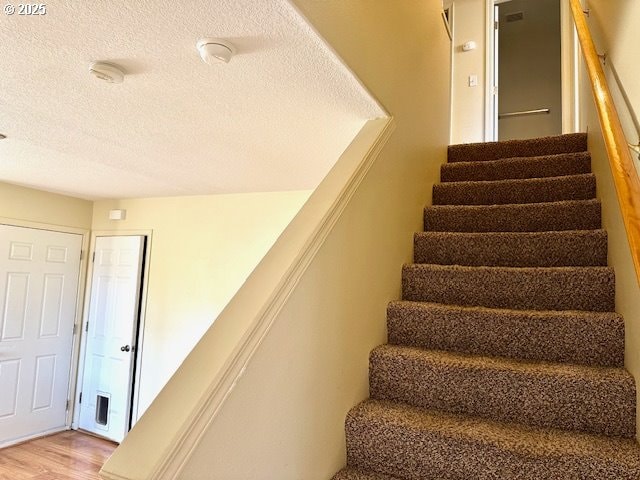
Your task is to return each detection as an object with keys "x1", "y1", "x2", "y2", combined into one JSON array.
[
  {"x1": 495, "y1": 20, "x2": 499, "y2": 30},
  {"x1": 79, "y1": 392, "x2": 82, "y2": 404},
  {"x1": 85, "y1": 322, "x2": 89, "y2": 333},
  {"x1": 66, "y1": 399, "x2": 70, "y2": 411},
  {"x1": 92, "y1": 251, "x2": 96, "y2": 263},
  {"x1": 73, "y1": 323, "x2": 78, "y2": 335}
]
